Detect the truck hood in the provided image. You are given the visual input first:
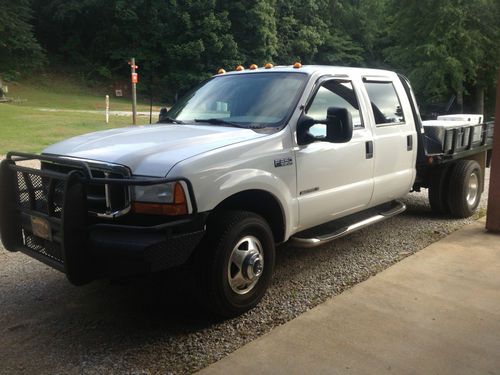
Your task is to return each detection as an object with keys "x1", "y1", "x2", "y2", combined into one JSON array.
[{"x1": 43, "y1": 124, "x2": 268, "y2": 176}]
